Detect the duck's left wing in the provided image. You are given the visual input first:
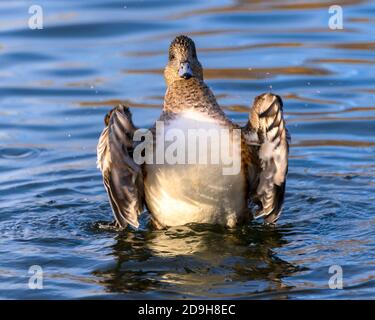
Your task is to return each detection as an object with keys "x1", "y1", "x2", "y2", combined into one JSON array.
[
  {"x1": 243, "y1": 93, "x2": 290, "y2": 224},
  {"x1": 97, "y1": 105, "x2": 144, "y2": 229}
]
